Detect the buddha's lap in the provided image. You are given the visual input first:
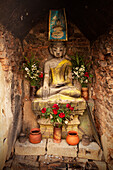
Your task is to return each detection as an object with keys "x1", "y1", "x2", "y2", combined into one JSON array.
[{"x1": 36, "y1": 86, "x2": 81, "y2": 97}]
